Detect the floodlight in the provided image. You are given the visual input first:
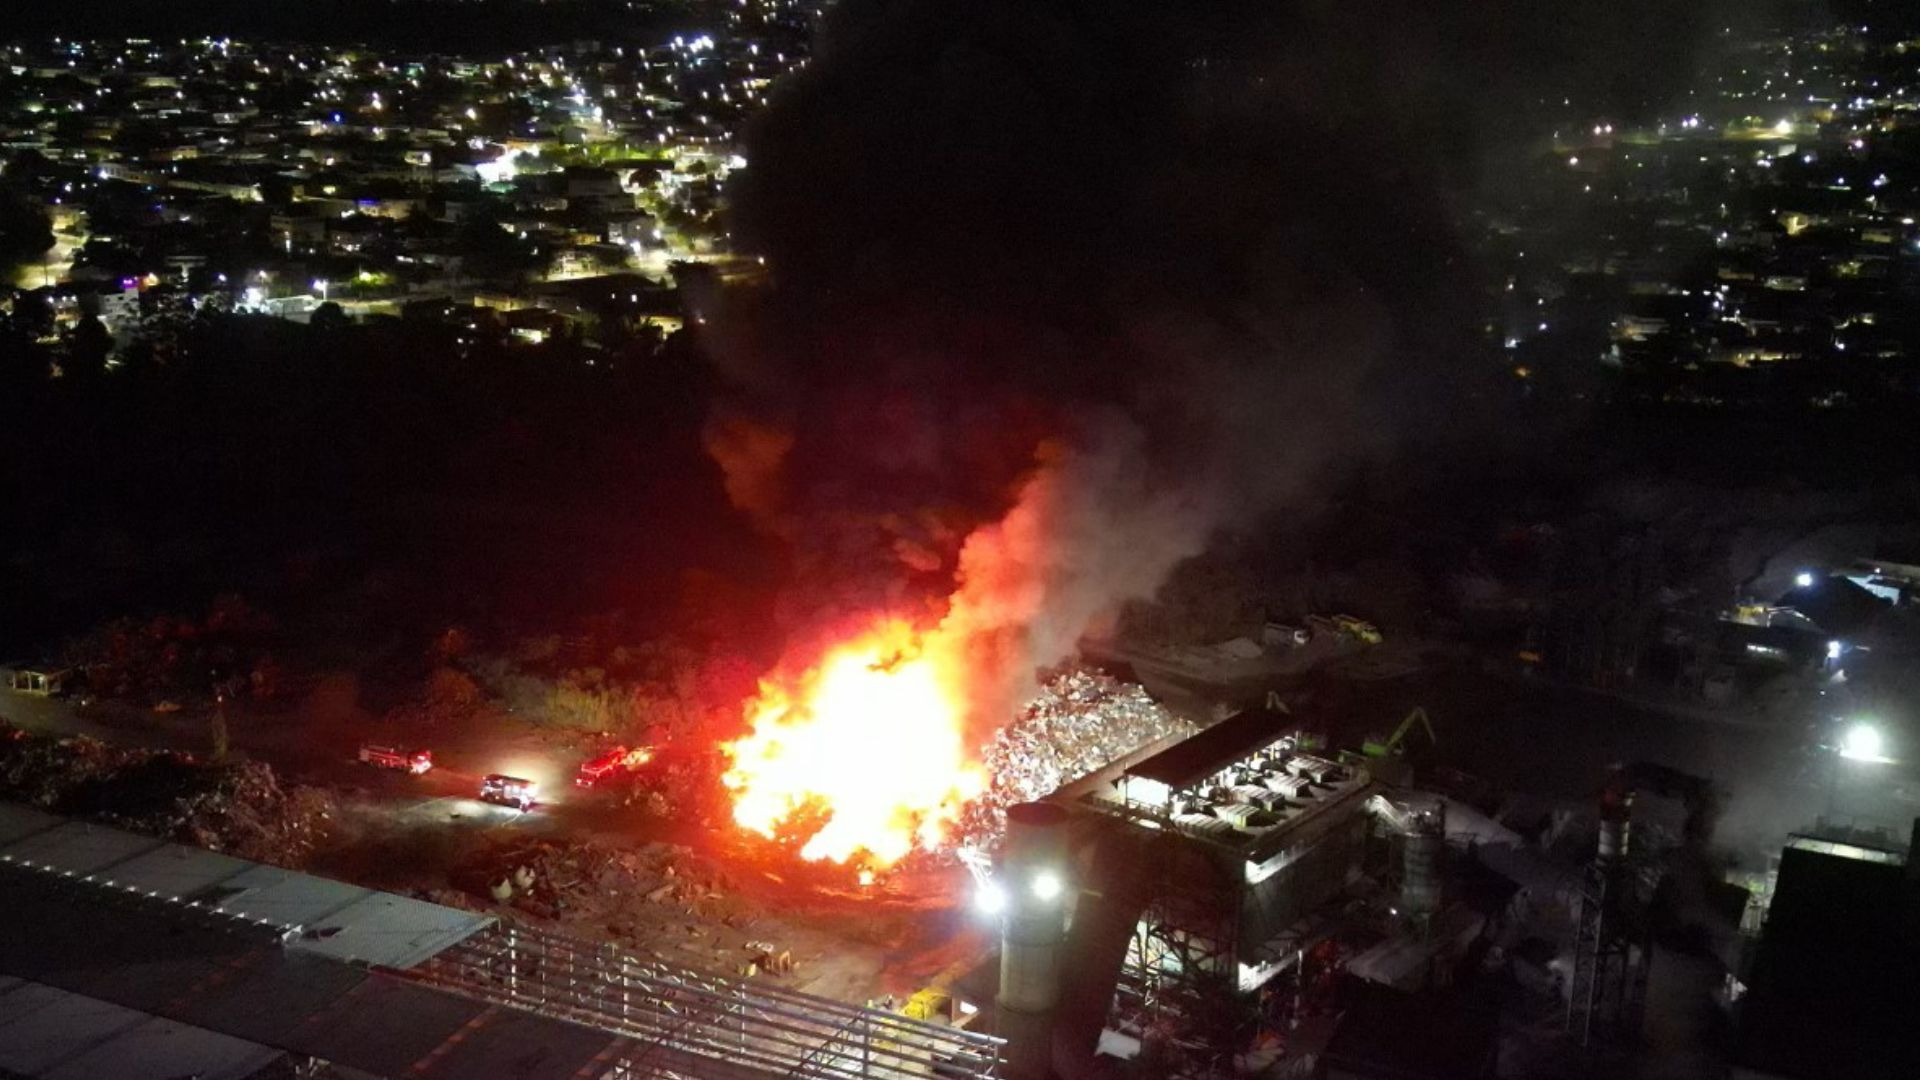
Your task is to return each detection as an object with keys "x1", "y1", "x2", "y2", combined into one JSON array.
[
  {"x1": 1032, "y1": 871, "x2": 1063, "y2": 902},
  {"x1": 1840, "y1": 722, "x2": 1885, "y2": 763}
]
